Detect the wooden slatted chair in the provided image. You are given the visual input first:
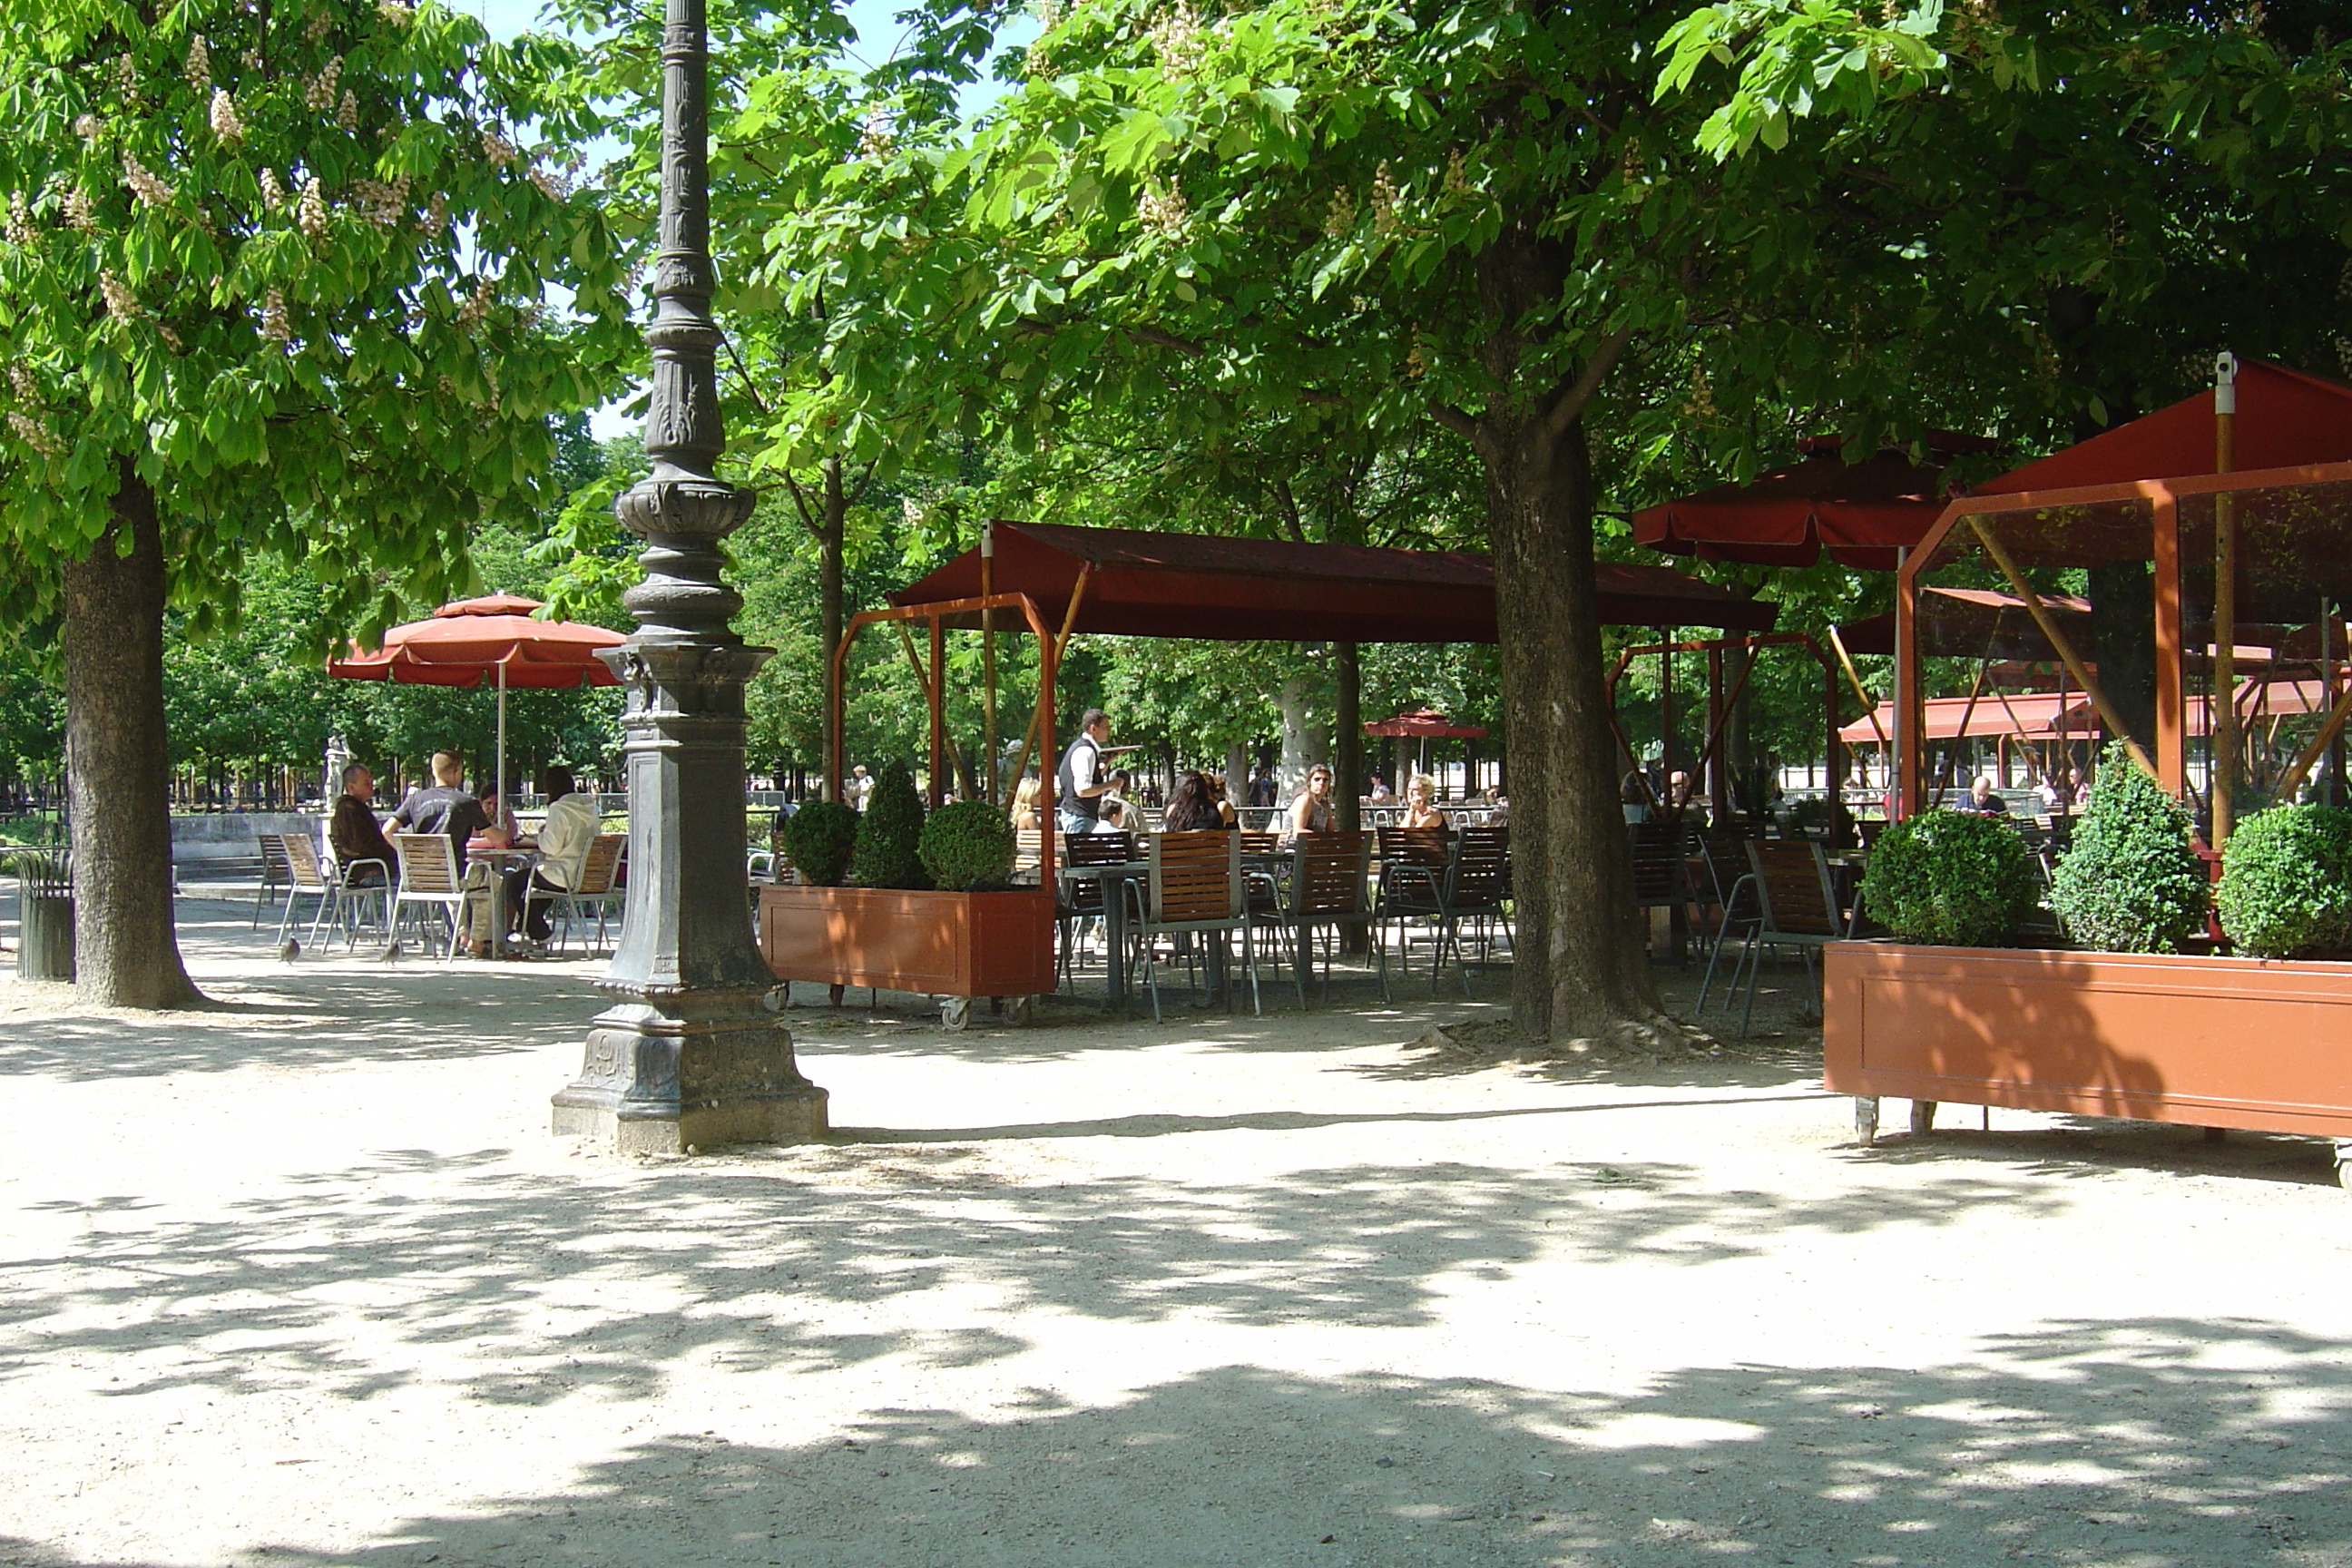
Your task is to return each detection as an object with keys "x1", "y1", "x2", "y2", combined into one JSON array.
[
  {"x1": 1056, "y1": 829, "x2": 1134, "y2": 990},
  {"x1": 1256, "y1": 829, "x2": 1382, "y2": 1007},
  {"x1": 1434, "y1": 825, "x2": 1511, "y2": 994},
  {"x1": 252, "y1": 831, "x2": 293, "y2": 929},
  {"x1": 390, "y1": 832, "x2": 467, "y2": 958},
  {"x1": 1372, "y1": 825, "x2": 1452, "y2": 980},
  {"x1": 551, "y1": 834, "x2": 626, "y2": 955},
  {"x1": 1627, "y1": 820, "x2": 1695, "y2": 965},
  {"x1": 1730, "y1": 838, "x2": 1847, "y2": 1038},
  {"x1": 280, "y1": 833, "x2": 390, "y2": 950},
  {"x1": 1127, "y1": 829, "x2": 1255, "y2": 1022},
  {"x1": 1014, "y1": 828, "x2": 1044, "y2": 880}
]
